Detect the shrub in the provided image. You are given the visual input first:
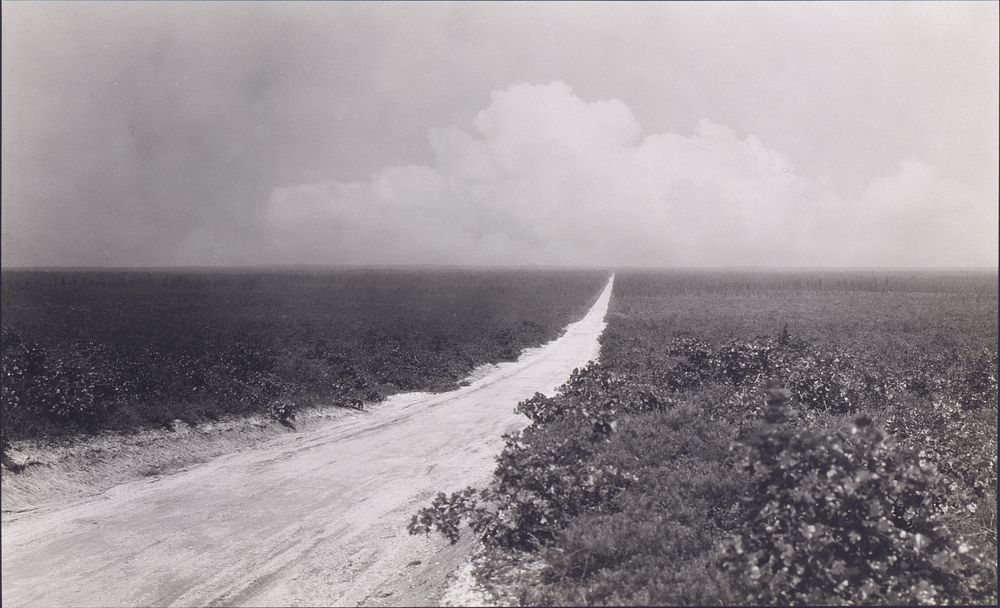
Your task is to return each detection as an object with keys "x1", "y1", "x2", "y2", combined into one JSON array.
[
  {"x1": 958, "y1": 348, "x2": 998, "y2": 411},
  {"x1": 716, "y1": 338, "x2": 780, "y2": 386},
  {"x1": 514, "y1": 392, "x2": 563, "y2": 425},
  {"x1": 409, "y1": 416, "x2": 637, "y2": 550},
  {"x1": 723, "y1": 412, "x2": 994, "y2": 605},
  {"x1": 781, "y1": 350, "x2": 858, "y2": 412},
  {"x1": 266, "y1": 398, "x2": 296, "y2": 425}
]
